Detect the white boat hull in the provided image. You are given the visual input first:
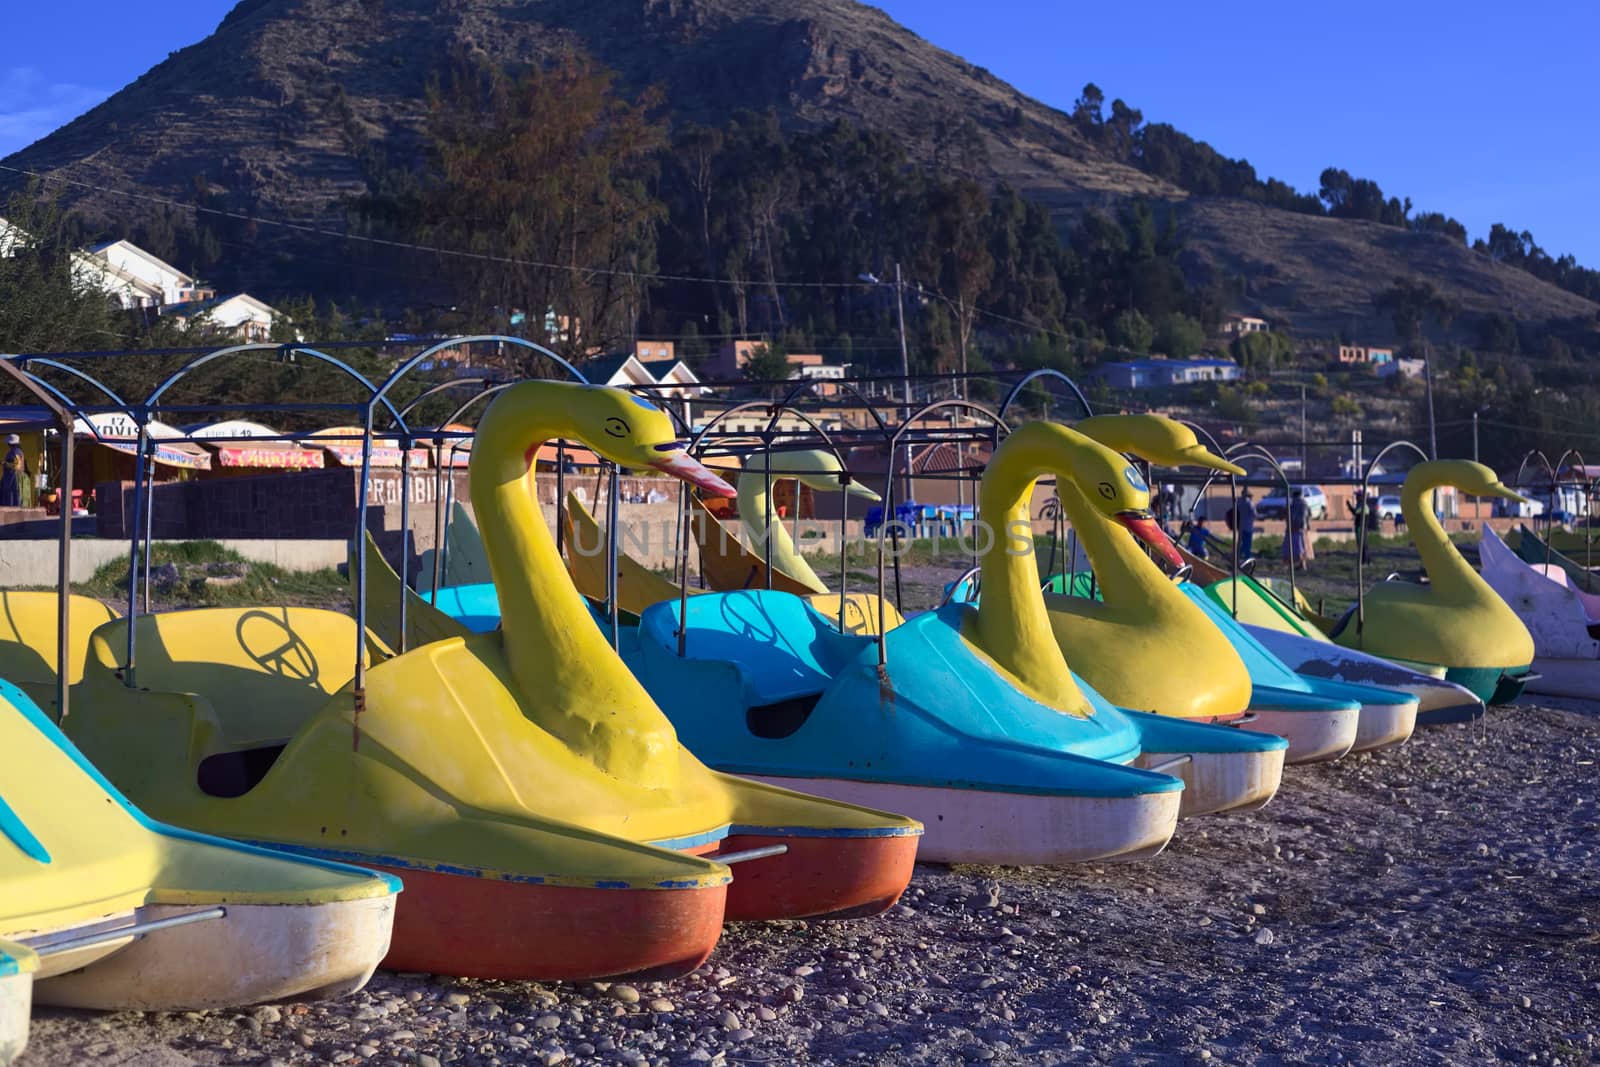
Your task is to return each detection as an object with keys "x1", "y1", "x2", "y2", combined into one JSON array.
[
  {"x1": 1134, "y1": 747, "x2": 1285, "y2": 818},
  {"x1": 29, "y1": 896, "x2": 396, "y2": 1011},
  {"x1": 1243, "y1": 705, "x2": 1359, "y2": 764},
  {"x1": 0, "y1": 972, "x2": 29, "y2": 1067},
  {"x1": 1350, "y1": 700, "x2": 1418, "y2": 754},
  {"x1": 1245, "y1": 624, "x2": 1481, "y2": 732},
  {"x1": 748, "y1": 776, "x2": 1180, "y2": 865},
  {"x1": 1526, "y1": 657, "x2": 1600, "y2": 699}
]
